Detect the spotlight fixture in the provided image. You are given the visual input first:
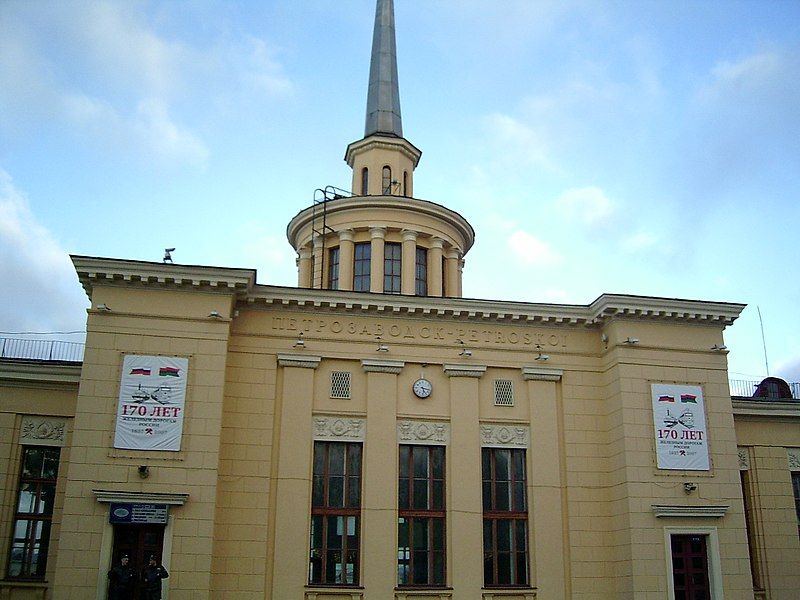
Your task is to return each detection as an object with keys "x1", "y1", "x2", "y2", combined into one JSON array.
[
  {"x1": 711, "y1": 344, "x2": 727, "y2": 351},
  {"x1": 624, "y1": 337, "x2": 639, "y2": 345},
  {"x1": 456, "y1": 339, "x2": 472, "y2": 357},
  {"x1": 376, "y1": 336, "x2": 389, "y2": 352},
  {"x1": 293, "y1": 332, "x2": 306, "y2": 349},
  {"x1": 208, "y1": 310, "x2": 223, "y2": 319},
  {"x1": 683, "y1": 482, "x2": 697, "y2": 494},
  {"x1": 96, "y1": 303, "x2": 112, "y2": 311},
  {"x1": 534, "y1": 344, "x2": 549, "y2": 361},
  {"x1": 137, "y1": 465, "x2": 150, "y2": 479}
]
